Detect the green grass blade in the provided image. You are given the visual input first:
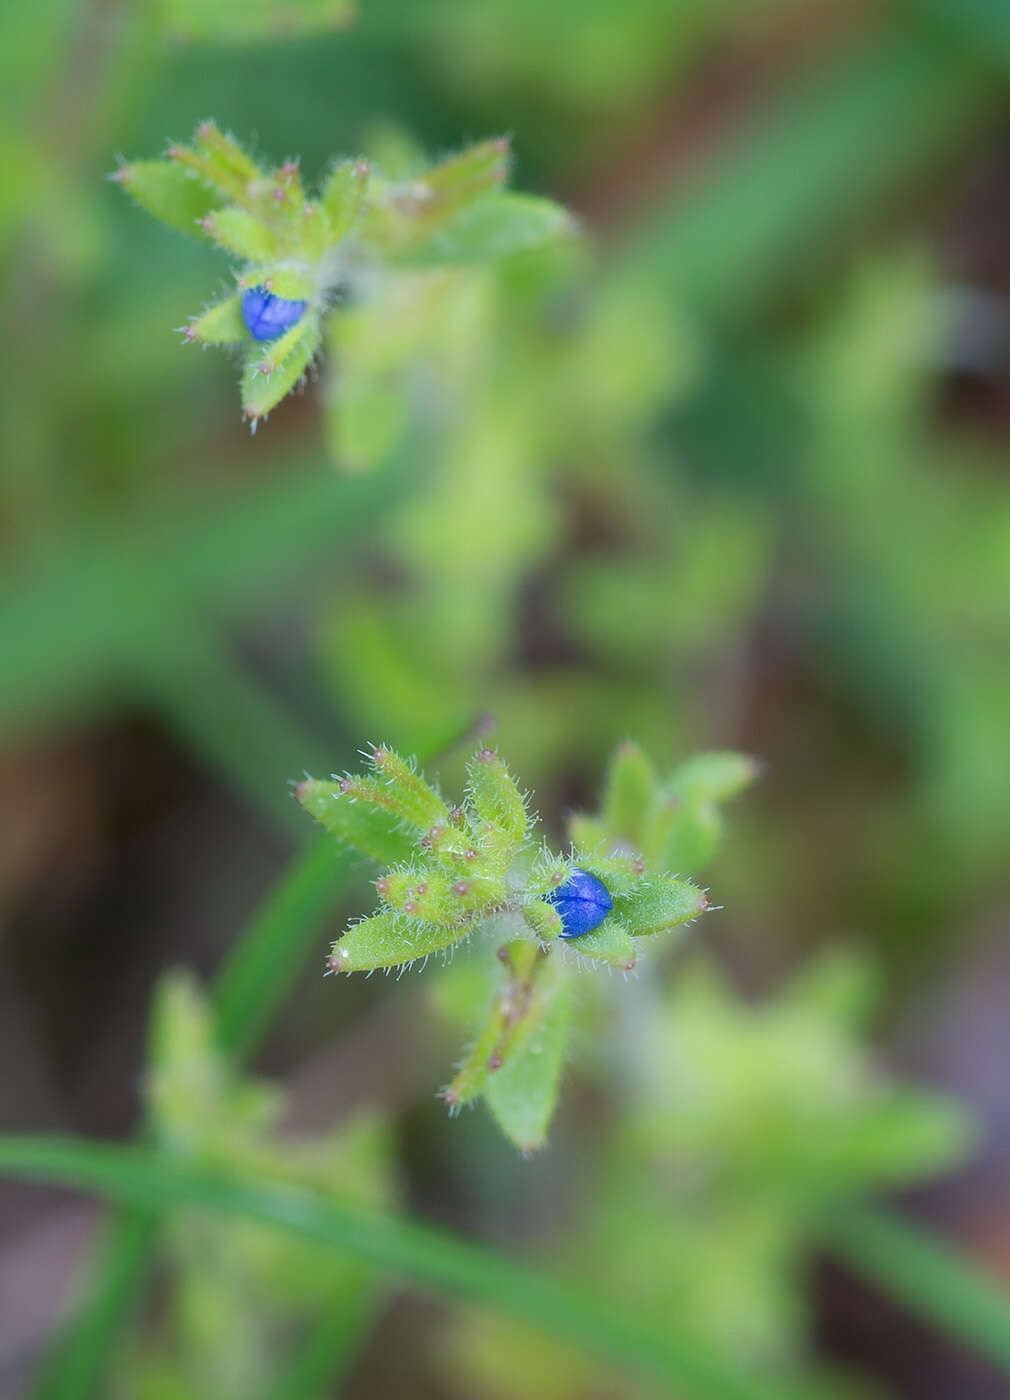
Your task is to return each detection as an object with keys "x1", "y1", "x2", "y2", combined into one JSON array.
[
  {"x1": 40, "y1": 714, "x2": 477, "y2": 1400},
  {"x1": 212, "y1": 836, "x2": 352, "y2": 1061},
  {"x1": 618, "y1": 27, "x2": 999, "y2": 321},
  {"x1": 263, "y1": 1284, "x2": 381, "y2": 1400},
  {"x1": 822, "y1": 1203, "x2": 1010, "y2": 1375},
  {"x1": 131, "y1": 622, "x2": 333, "y2": 842},
  {"x1": 0, "y1": 454, "x2": 408, "y2": 744},
  {"x1": 34, "y1": 1208, "x2": 158, "y2": 1400},
  {"x1": 34, "y1": 835, "x2": 350, "y2": 1400},
  {"x1": 1, "y1": 1136, "x2": 812, "y2": 1400}
]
